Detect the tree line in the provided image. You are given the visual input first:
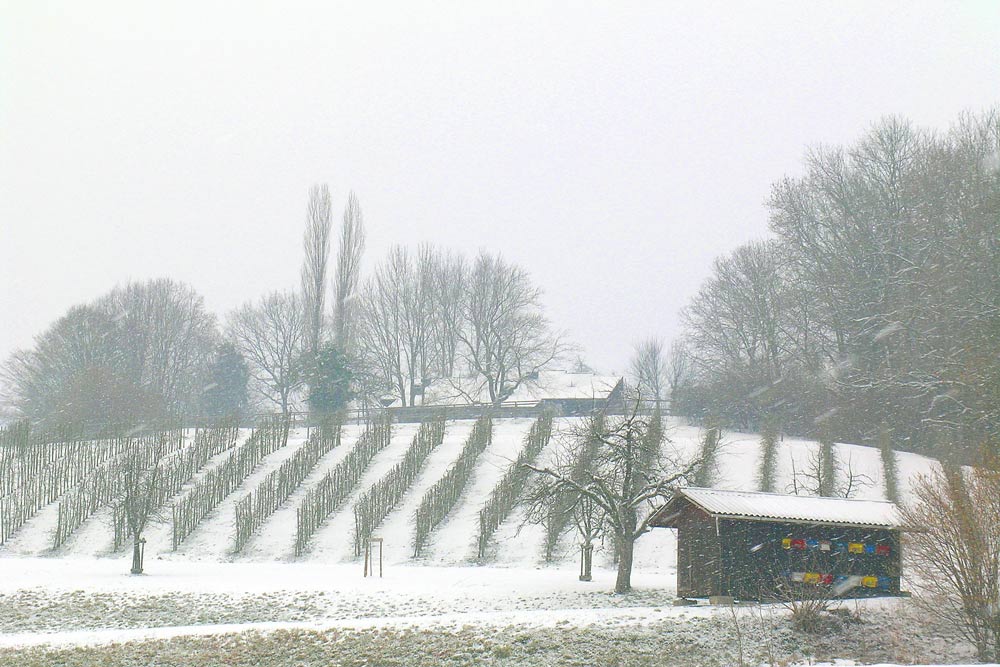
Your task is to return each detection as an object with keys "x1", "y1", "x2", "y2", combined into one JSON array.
[
  {"x1": 672, "y1": 109, "x2": 999, "y2": 461},
  {"x1": 2, "y1": 187, "x2": 565, "y2": 432}
]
